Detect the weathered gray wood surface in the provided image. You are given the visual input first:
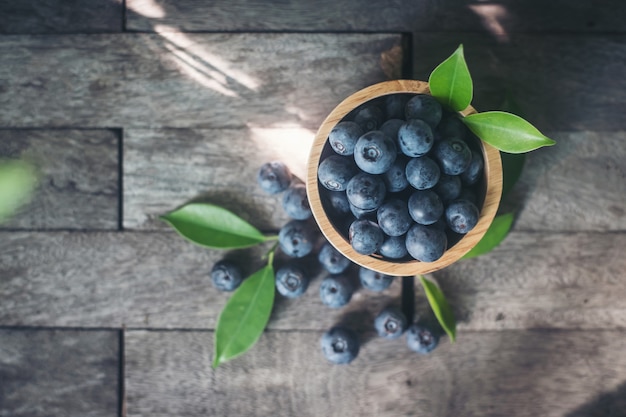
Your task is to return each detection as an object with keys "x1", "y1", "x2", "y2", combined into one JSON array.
[
  {"x1": 0, "y1": 33, "x2": 402, "y2": 129},
  {"x1": 0, "y1": 231, "x2": 624, "y2": 331},
  {"x1": 0, "y1": 129, "x2": 119, "y2": 230},
  {"x1": 125, "y1": 329, "x2": 626, "y2": 417},
  {"x1": 0, "y1": 0, "x2": 122, "y2": 34},
  {"x1": 0, "y1": 329, "x2": 119, "y2": 417},
  {"x1": 126, "y1": 0, "x2": 626, "y2": 33}
]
